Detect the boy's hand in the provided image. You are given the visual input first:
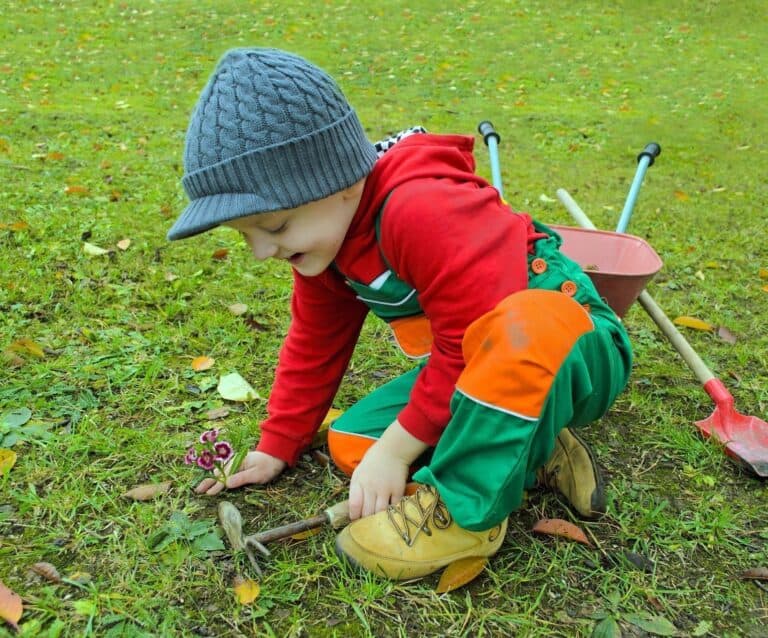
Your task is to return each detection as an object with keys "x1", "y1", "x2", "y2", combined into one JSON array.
[
  {"x1": 195, "y1": 450, "x2": 286, "y2": 496},
  {"x1": 348, "y1": 419, "x2": 429, "y2": 520},
  {"x1": 349, "y1": 442, "x2": 409, "y2": 520}
]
